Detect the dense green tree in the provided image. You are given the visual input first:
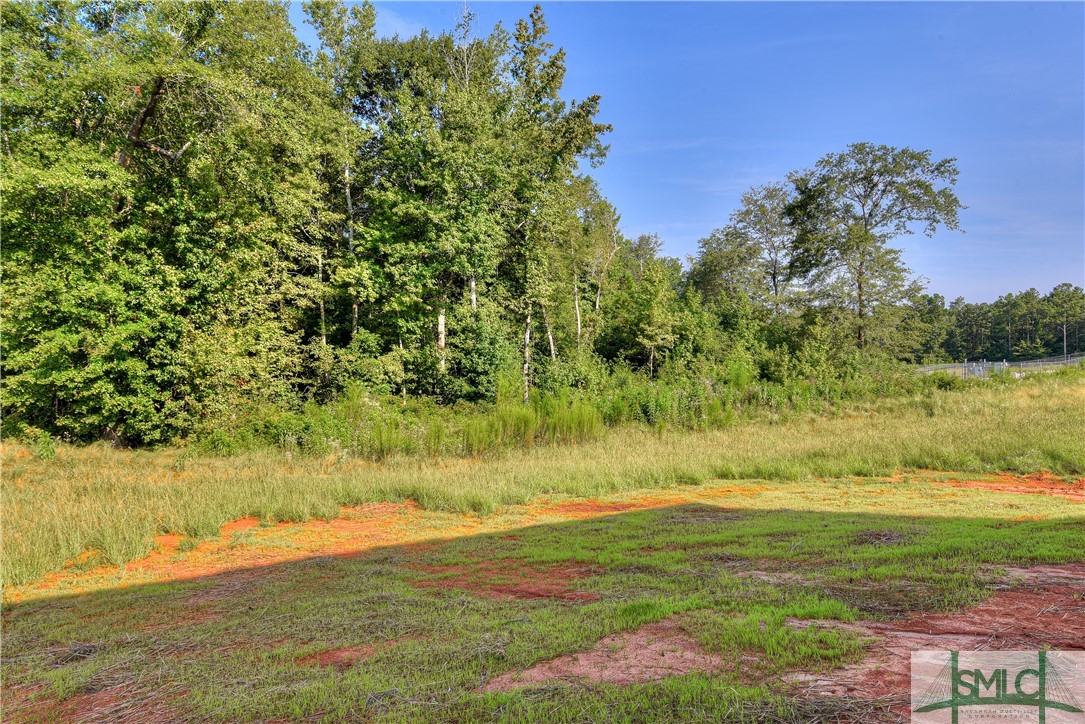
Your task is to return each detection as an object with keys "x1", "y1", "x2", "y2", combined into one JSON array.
[
  {"x1": 728, "y1": 182, "x2": 798, "y2": 311},
  {"x1": 2, "y1": 0, "x2": 331, "y2": 442},
  {"x1": 898, "y1": 293, "x2": 953, "y2": 363},
  {"x1": 5, "y1": 2, "x2": 1077, "y2": 450},
  {"x1": 687, "y1": 226, "x2": 761, "y2": 307},
  {"x1": 304, "y1": 0, "x2": 379, "y2": 341},
  {"x1": 787, "y1": 143, "x2": 963, "y2": 349},
  {"x1": 1045, "y1": 283, "x2": 1085, "y2": 358},
  {"x1": 500, "y1": 6, "x2": 609, "y2": 400}
]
